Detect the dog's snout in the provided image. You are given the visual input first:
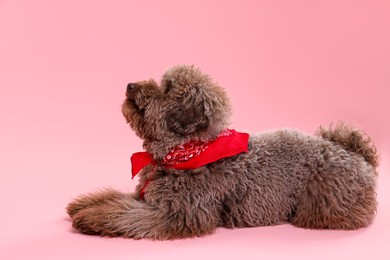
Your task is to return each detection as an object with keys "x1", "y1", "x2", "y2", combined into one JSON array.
[{"x1": 127, "y1": 83, "x2": 136, "y2": 92}]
